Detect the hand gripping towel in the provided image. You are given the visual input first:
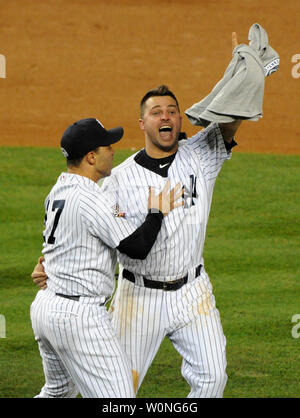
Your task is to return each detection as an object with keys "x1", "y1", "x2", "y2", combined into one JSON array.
[{"x1": 185, "y1": 23, "x2": 280, "y2": 127}]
